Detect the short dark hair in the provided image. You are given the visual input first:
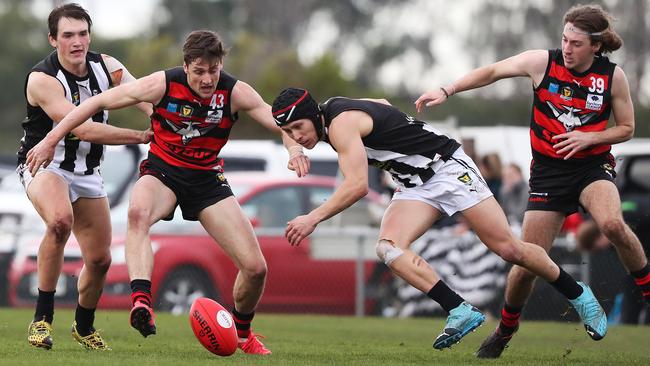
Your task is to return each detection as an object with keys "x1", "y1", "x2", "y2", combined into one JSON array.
[
  {"x1": 183, "y1": 30, "x2": 228, "y2": 65},
  {"x1": 563, "y1": 4, "x2": 622, "y2": 54},
  {"x1": 48, "y1": 3, "x2": 92, "y2": 38}
]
